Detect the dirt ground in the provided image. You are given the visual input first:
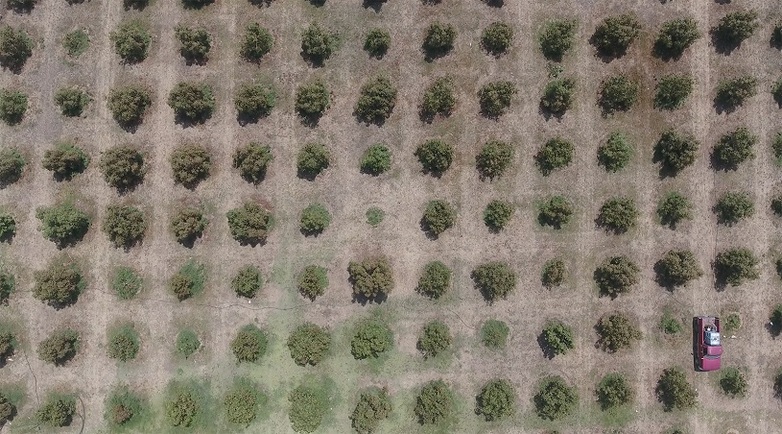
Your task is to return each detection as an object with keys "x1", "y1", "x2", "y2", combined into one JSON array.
[{"x1": 1, "y1": 0, "x2": 782, "y2": 432}]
